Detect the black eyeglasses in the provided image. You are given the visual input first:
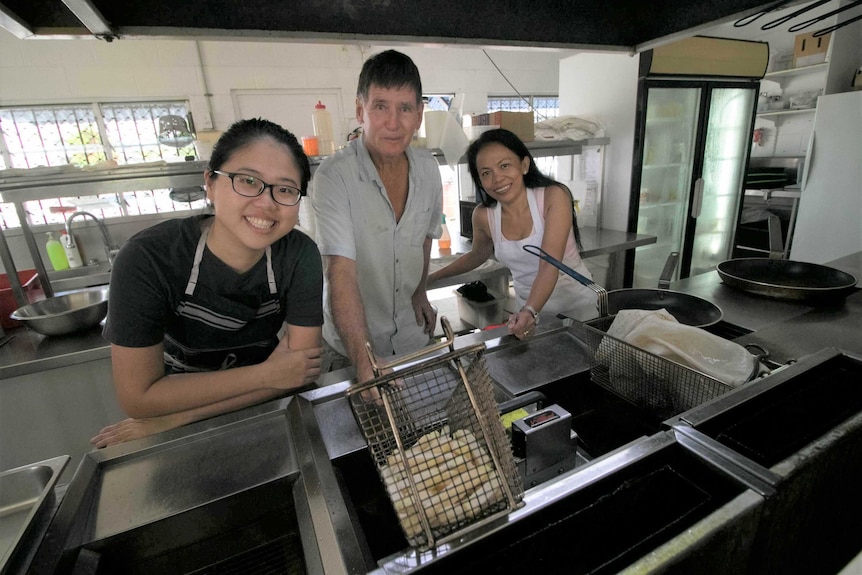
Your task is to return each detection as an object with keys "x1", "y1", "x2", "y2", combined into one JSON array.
[{"x1": 211, "y1": 170, "x2": 303, "y2": 206}]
